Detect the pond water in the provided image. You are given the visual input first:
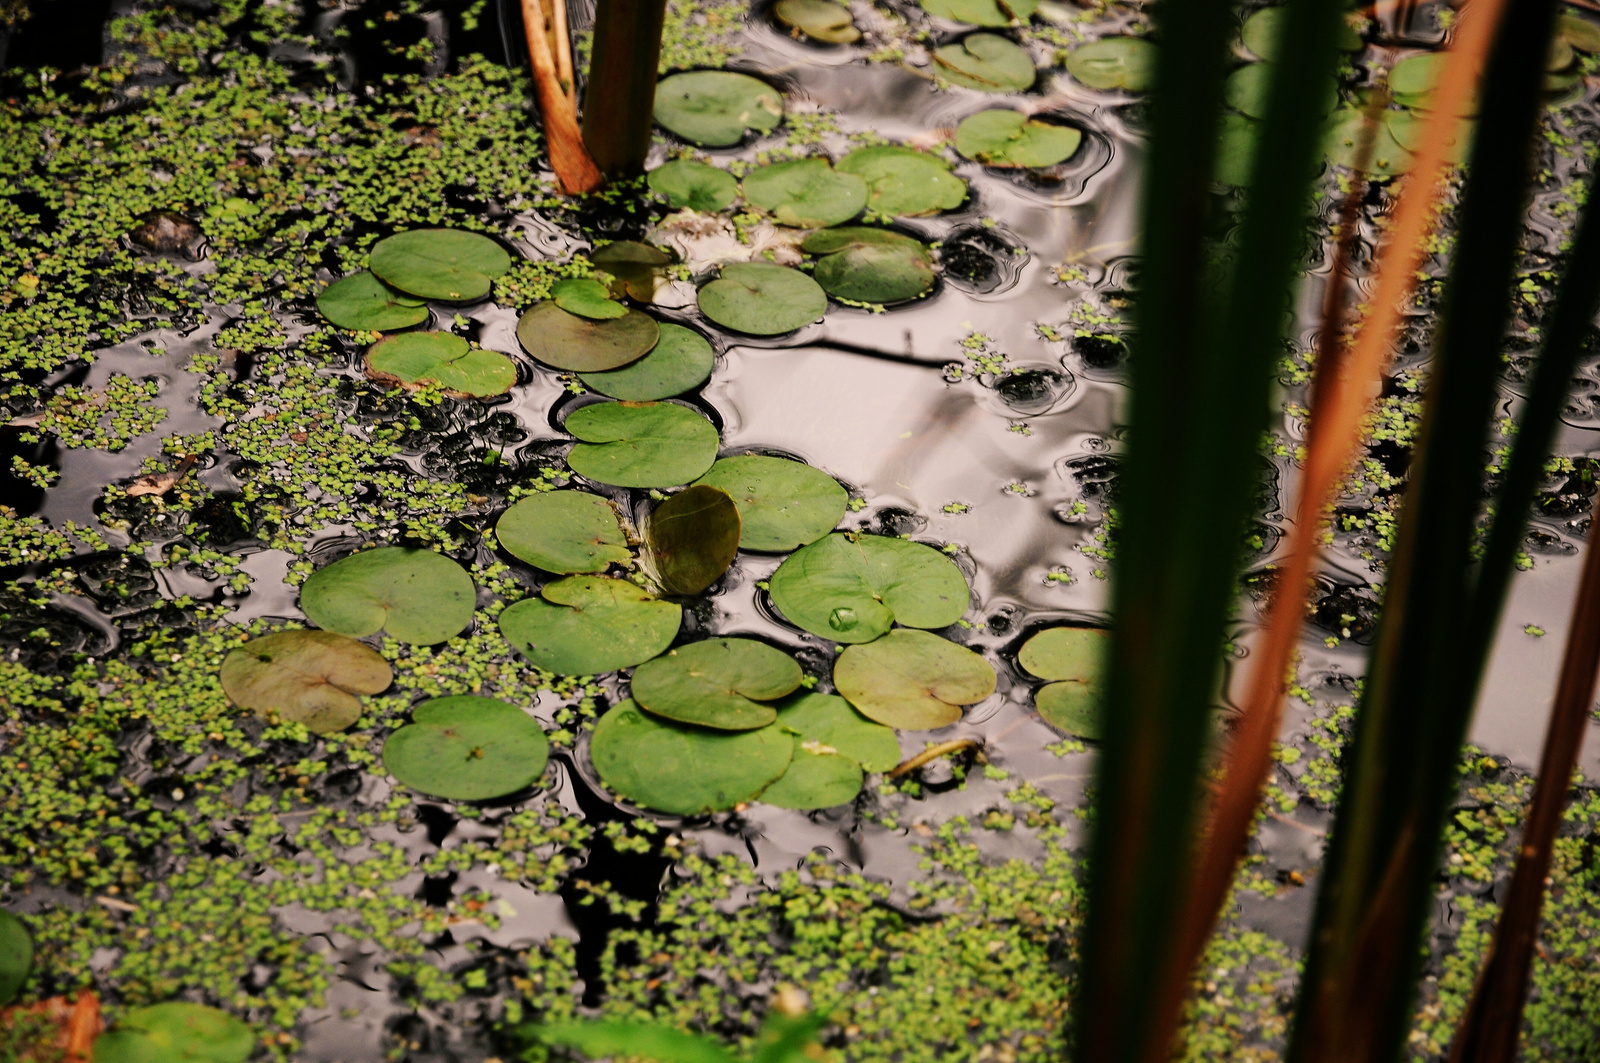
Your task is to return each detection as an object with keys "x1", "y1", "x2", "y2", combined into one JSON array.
[{"x1": 4, "y1": 1, "x2": 1600, "y2": 1060}]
